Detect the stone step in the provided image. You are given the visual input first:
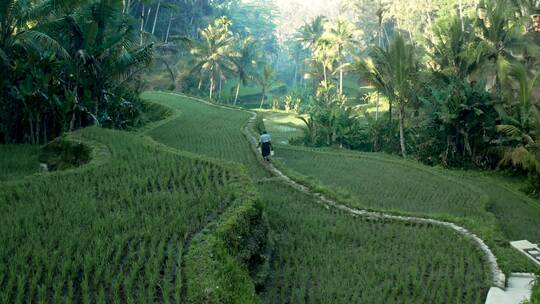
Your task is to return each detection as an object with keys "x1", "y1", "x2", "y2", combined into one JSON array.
[{"x1": 486, "y1": 273, "x2": 536, "y2": 304}]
